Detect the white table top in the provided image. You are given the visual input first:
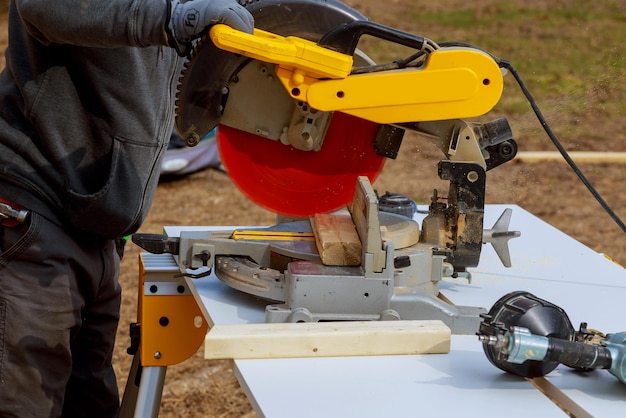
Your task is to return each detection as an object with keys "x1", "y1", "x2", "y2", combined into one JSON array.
[{"x1": 168, "y1": 205, "x2": 626, "y2": 417}]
